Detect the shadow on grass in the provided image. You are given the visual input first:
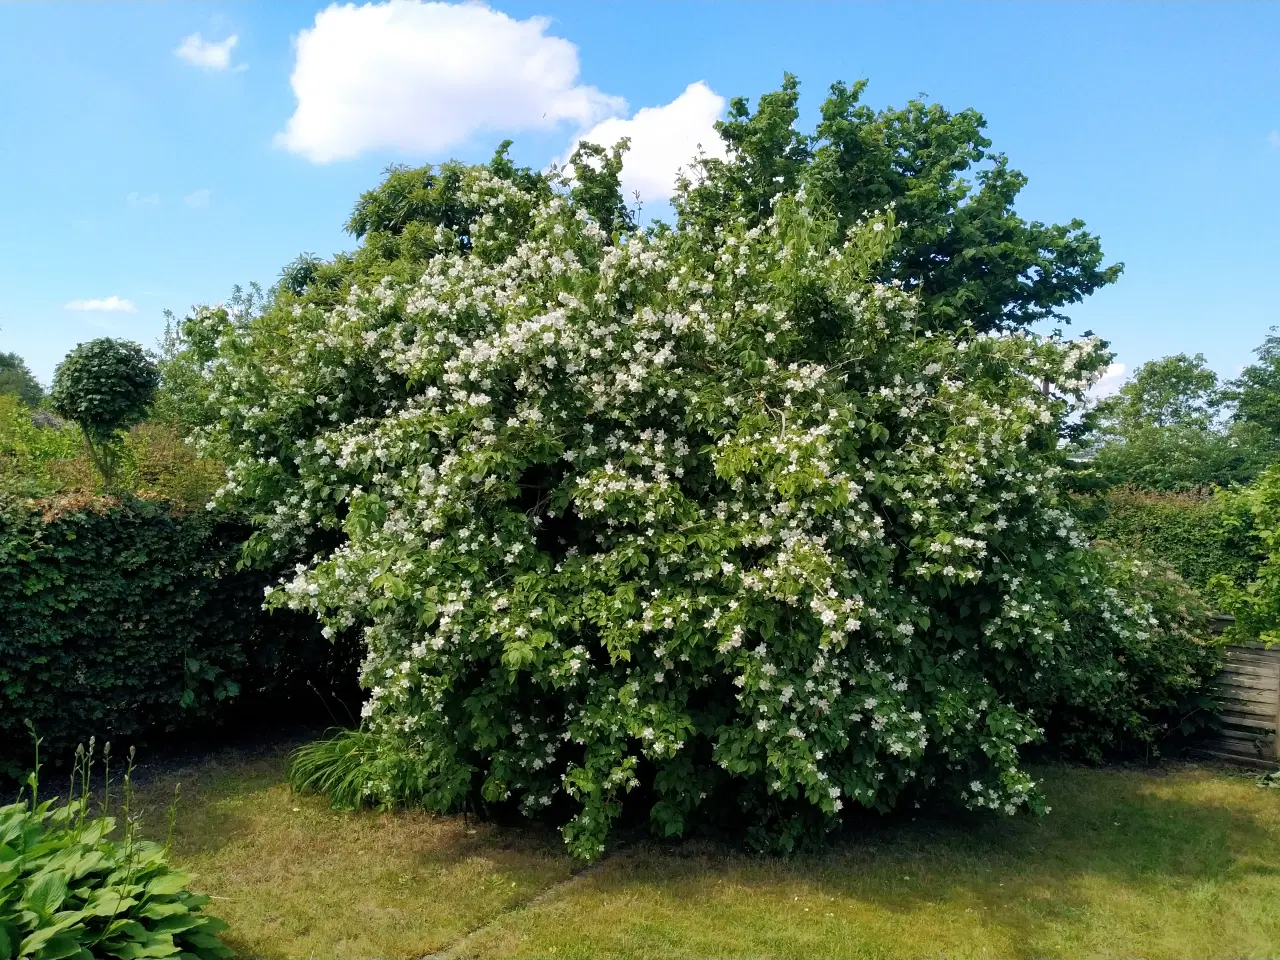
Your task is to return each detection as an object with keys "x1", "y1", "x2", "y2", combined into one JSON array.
[
  {"x1": 134, "y1": 742, "x2": 577, "y2": 959},
  {"x1": 502, "y1": 762, "x2": 1280, "y2": 959},
  {"x1": 132, "y1": 746, "x2": 1280, "y2": 960},
  {"x1": 137, "y1": 741, "x2": 567, "y2": 865}
]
